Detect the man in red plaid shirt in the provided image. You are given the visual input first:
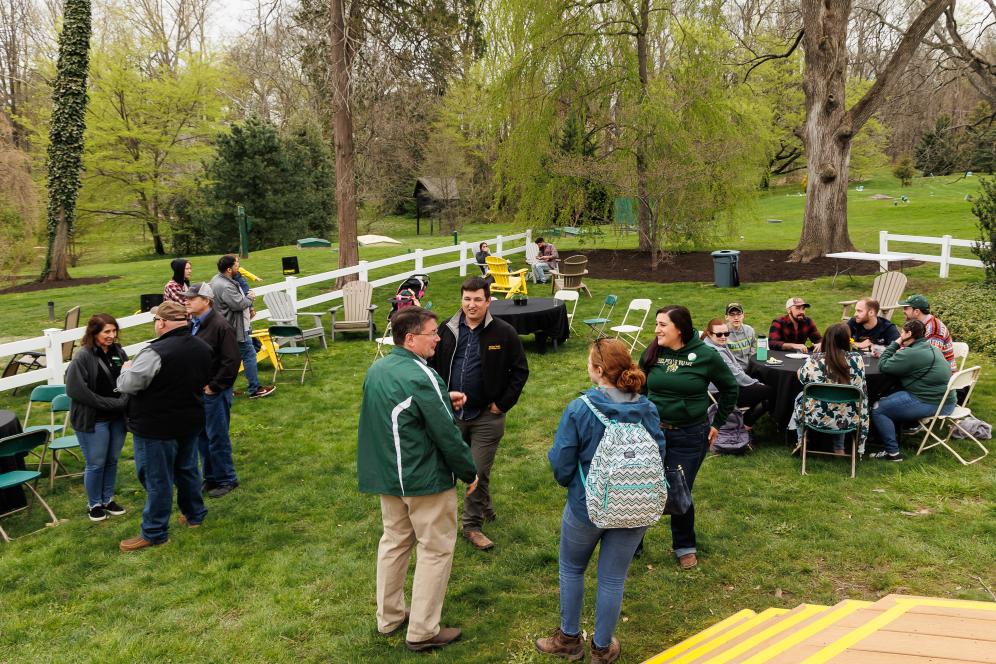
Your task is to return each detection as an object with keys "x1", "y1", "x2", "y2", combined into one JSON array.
[{"x1": 768, "y1": 297, "x2": 822, "y2": 353}]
